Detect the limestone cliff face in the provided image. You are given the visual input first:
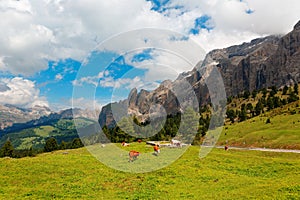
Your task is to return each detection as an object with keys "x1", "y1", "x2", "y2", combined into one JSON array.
[
  {"x1": 99, "y1": 20, "x2": 300, "y2": 128},
  {"x1": 207, "y1": 35, "x2": 283, "y2": 96},
  {"x1": 210, "y1": 21, "x2": 300, "y2": 97},
  {"x1": 127, "y1": 80, "x2": 180, "y2": 123}
]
